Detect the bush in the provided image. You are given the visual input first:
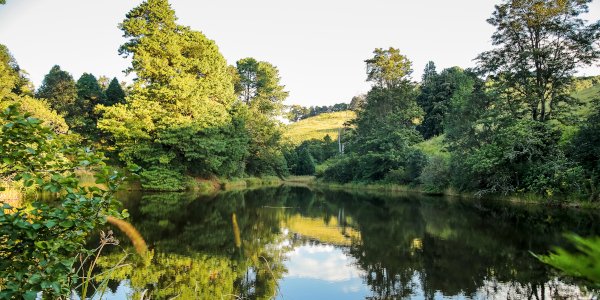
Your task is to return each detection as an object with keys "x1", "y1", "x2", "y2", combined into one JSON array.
[
  {"x1": 321, "y1": 155, "x2": 359, "y2": 183},
  {"x1": 140, "y1": 167, "x2": 186, "y2": 191},
  {"x1": 420, "y1": 155, "x2": 451, "y2": 193}
]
